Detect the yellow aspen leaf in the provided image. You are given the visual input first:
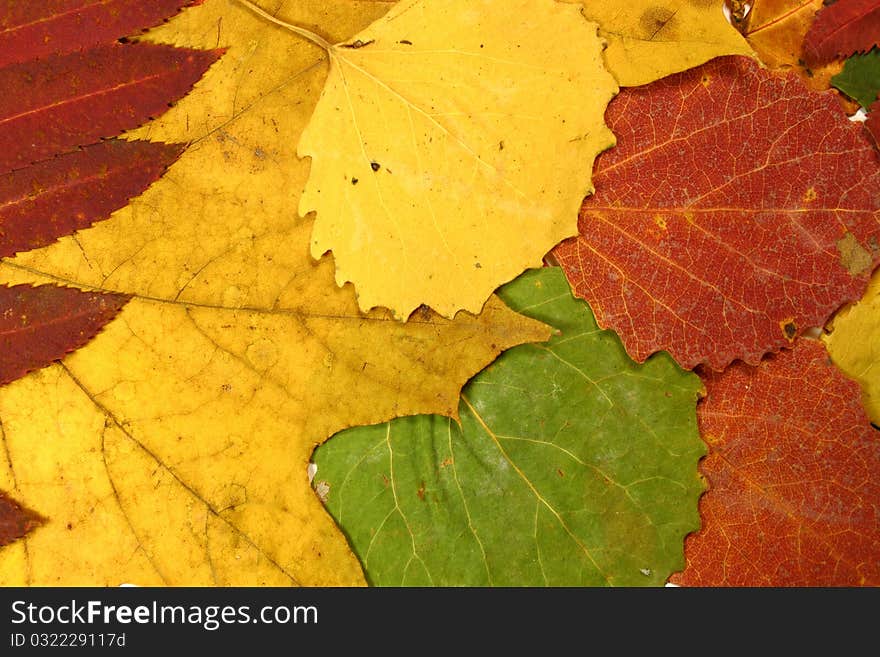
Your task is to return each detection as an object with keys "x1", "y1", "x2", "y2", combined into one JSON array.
[
  {"x1": 823, "y1": 268, "x2": 880, "y2": 426},
  {"x1": 0, "y1": 0, "x2": 550, "y2": 586},
  {"x1": 297, "y1": 0, "x2": 618, "y2": 319},
  {"x1": 563, "y1": 0, "x2": 754, "y2": 87}
]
